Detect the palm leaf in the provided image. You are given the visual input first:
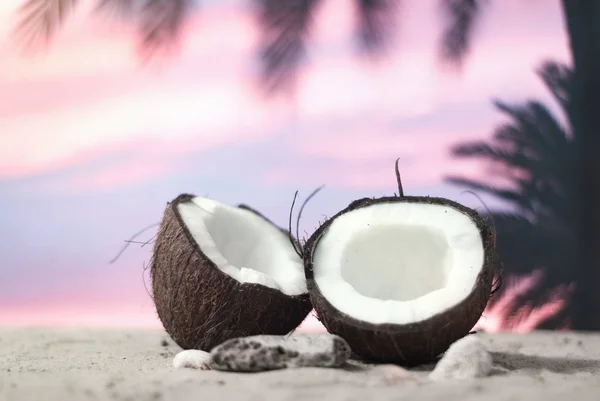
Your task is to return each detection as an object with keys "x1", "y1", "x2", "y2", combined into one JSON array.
[
  {"x1": 95, "y1": 0, "x2": 137, "y2": 19},
  {"x1": 449, "y1": 114, "x2": 573, "y2": 221},
  {"x1": 489, "y1": 213, "x2": 575, "y2": 285},
  {"x1": 451, "y1": 137, "x2": 555, "y2": 176},
  {"x1": 439, "y1": 0, "x2": 486, "y2": 65},
  {"x1": 137, "y1": 0, "x2": 194, "y2": 62},
  {"x1": 447, "y1": 59, "x2": 575, "y2": 294},
  {"x1": 254, "y1": 0, "x2": 320, "y2": 93},
  {"x1": 13, "y1": 0, "x2": 81, "y2": 48},
  {"x1": 536, "y1": 60, "x2": 572, "y2": 114},
  {"x1": 493, "y1": 100, "x2": 569, "y2": 151},
  {"x1": 445, "y1": 176, "x2": 534, "y2": 211},
  {"x1": 491, "y1": 100, "x2": 573, "y2": 188},
  {"x1": 354, "y1": 0, "x2": 397, "y2": 53}
]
